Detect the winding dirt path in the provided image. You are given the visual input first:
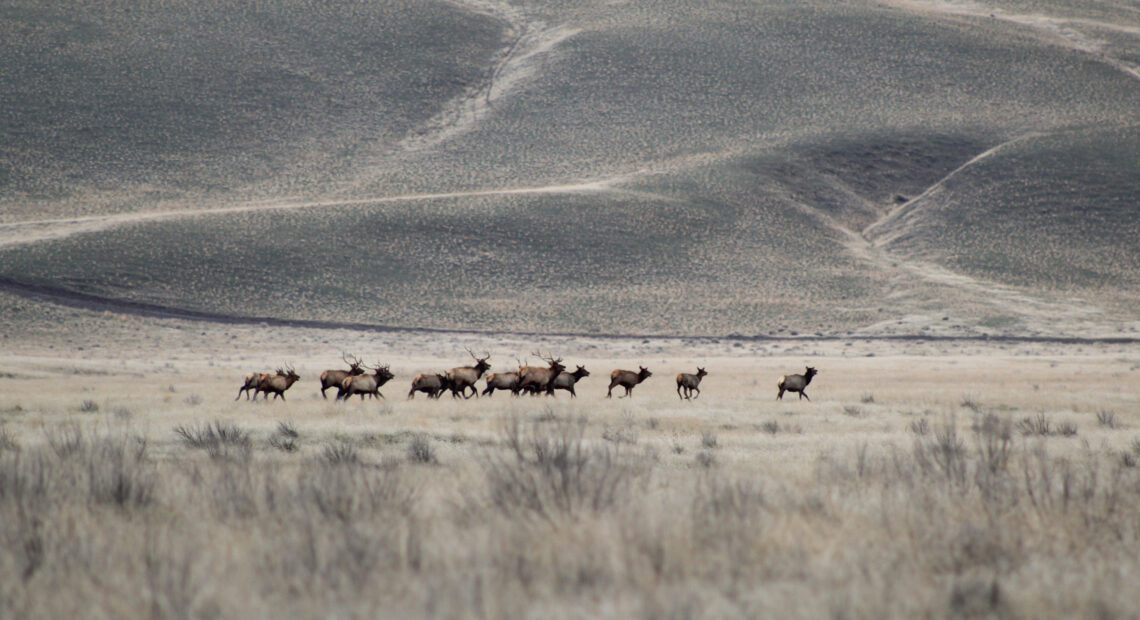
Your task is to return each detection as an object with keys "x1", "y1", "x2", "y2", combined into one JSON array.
[{"x1": 0, "y1": 181, "x2": 615, "y2": 250}]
